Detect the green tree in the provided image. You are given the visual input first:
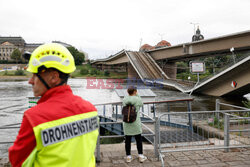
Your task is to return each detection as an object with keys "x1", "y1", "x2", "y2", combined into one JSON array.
[
  {"x1": 90, "y1": 68, "x2": 98, "y2": 75},
  {"x1": 176, "y1": 61, "x2": 188, "y2": 73},
  {"x1": 204, "y1": 55, "x2": 232, "y2": 74},
  {"x1": 205, "y1": 57, "x2": 216, "y2": 74},
  {"x1": 11, "y1": 49, "x2": 21, "y2": 64},
  {"x1": 80, "y1": 68, "x2": 89, "y2": 75},
  {"x1": 67, "y1": 47, "x2": 85, "y2": 65},
  {"x1": 104, "y1": 70, "x2": 110, "y2": 76},
  {"x1": 14, "y1": 70, "x2": 25, "y2": 76}
]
